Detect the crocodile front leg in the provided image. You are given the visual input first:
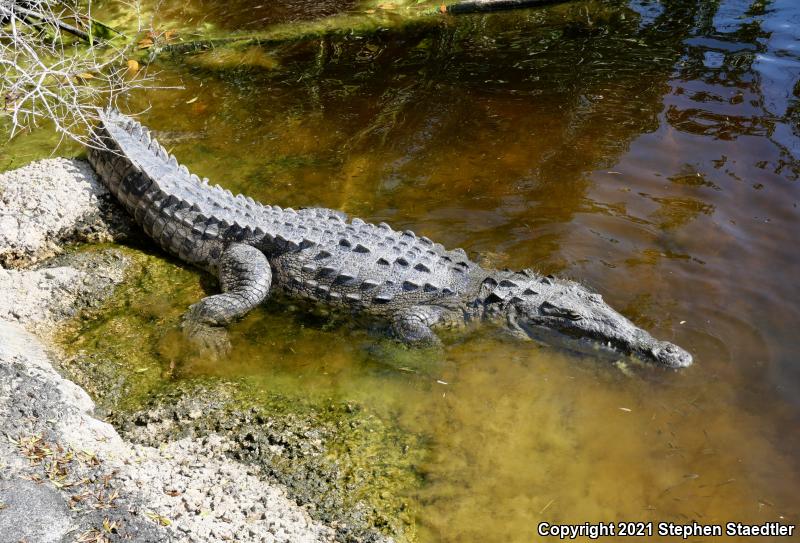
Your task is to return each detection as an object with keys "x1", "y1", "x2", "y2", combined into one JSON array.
[
  {"x1": 182, "y1": 243, "x2": 272, "y2": 355},
  {"x1": 391, "y1": 305, "x2": 444, "y2": 346}
]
